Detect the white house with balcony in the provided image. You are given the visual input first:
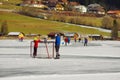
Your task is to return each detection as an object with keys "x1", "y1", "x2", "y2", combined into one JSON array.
[{"x1": 74, "y1": 5, "x2": 87, "y2": 13}]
